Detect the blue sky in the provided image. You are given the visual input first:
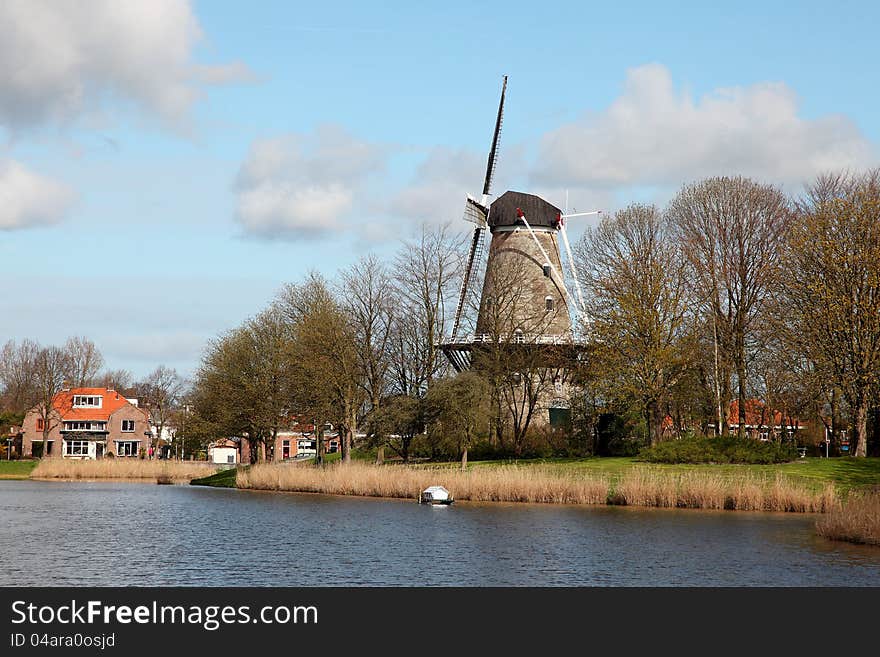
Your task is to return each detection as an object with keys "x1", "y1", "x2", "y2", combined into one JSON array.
[{"x1": 2, "y1": 0, "x2": 878, "y2": 379}]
